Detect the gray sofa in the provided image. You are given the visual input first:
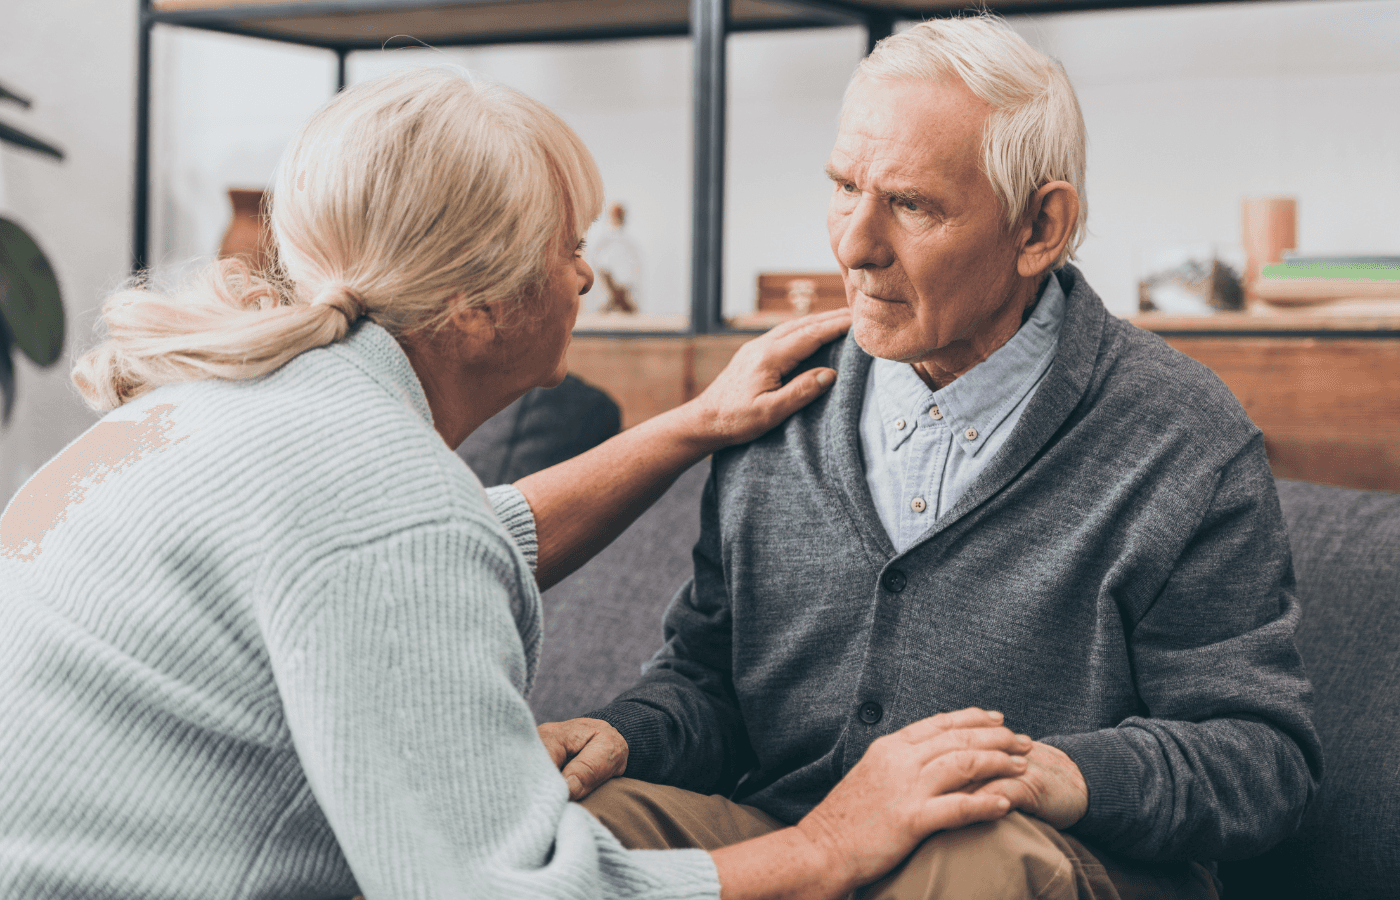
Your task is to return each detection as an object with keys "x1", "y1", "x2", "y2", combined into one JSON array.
[{"x1": 528, "y1": 465, "x2": 1400, "y2": 900}]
